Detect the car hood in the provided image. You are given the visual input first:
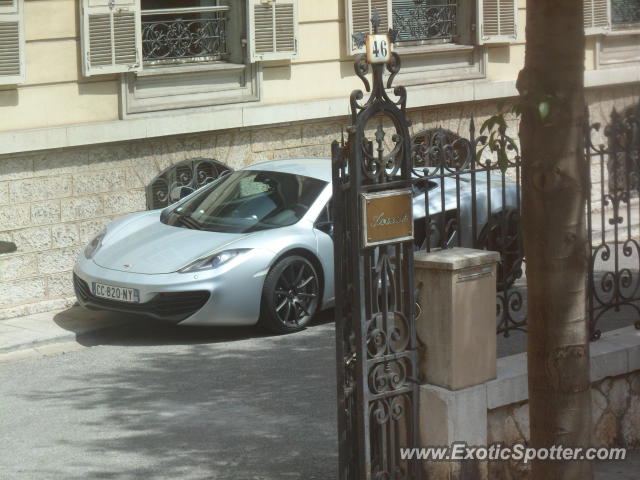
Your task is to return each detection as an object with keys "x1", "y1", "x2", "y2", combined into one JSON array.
[{"x1": 92, "y1": 212, "x2": 266, "y2": 274}]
